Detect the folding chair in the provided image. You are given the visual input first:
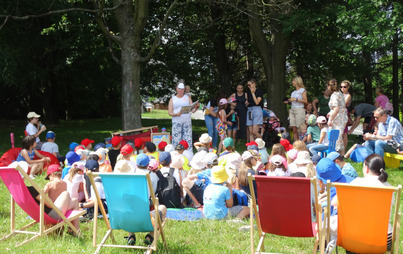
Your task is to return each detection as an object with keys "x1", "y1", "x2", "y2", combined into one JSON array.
[
  {"x1": 248, "y1": 175, "x2": 325, "y2": 254},
  {"x1": 321, "y1": 129, "x2": 340, "y2": 158},
  {"x1": 88, "y1": 172, "x2": 167, "y2": 254},
  {"x1": 325, "y1": 182, "x2": 401, "y2": 253},
  {"x1": 0, "y1": 166, "x2": 85, "y2": 246}
]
